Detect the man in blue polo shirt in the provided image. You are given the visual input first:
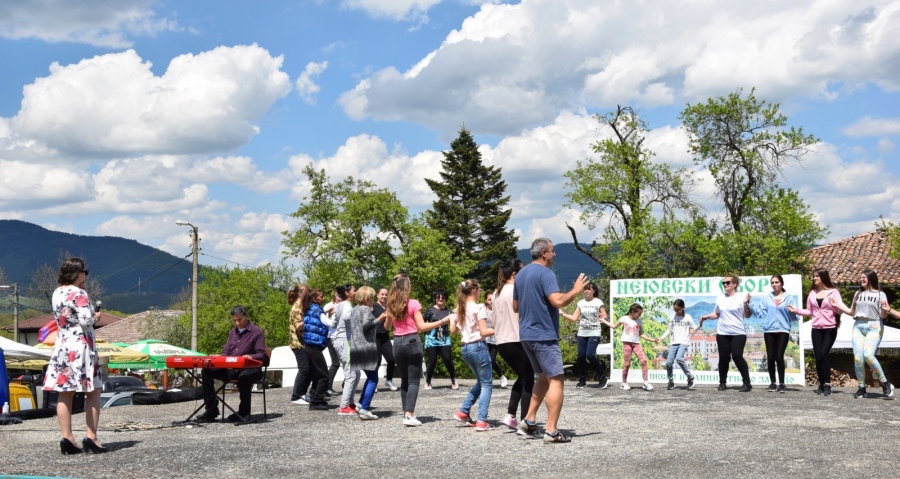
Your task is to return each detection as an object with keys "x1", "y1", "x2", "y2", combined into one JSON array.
[{"x1": 514, "y1": 238, "x2": 587, "y2": 443}]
